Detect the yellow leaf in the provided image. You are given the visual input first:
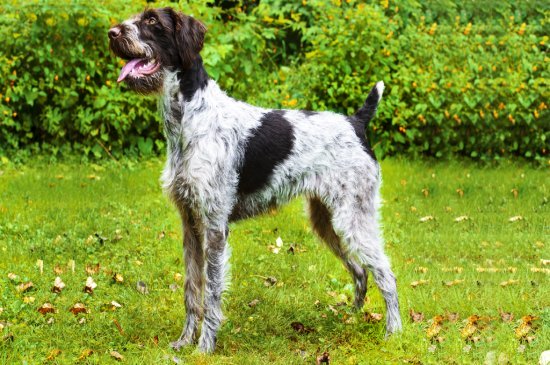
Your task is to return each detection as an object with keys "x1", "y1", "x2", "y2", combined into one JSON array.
[
  {"x1": 46, "y1": 349, "x2": 62, "y2": 361},
  {"x1": 411, "y1": 279, "x2": 429, "y2": 288}
]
